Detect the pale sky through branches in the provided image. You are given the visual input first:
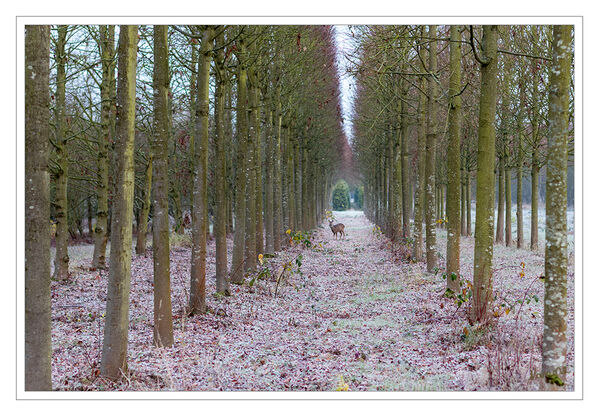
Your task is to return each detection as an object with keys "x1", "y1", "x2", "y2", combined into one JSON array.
[{"x1": 333, "y1": 25, "x2": 356, "y2": 144}]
